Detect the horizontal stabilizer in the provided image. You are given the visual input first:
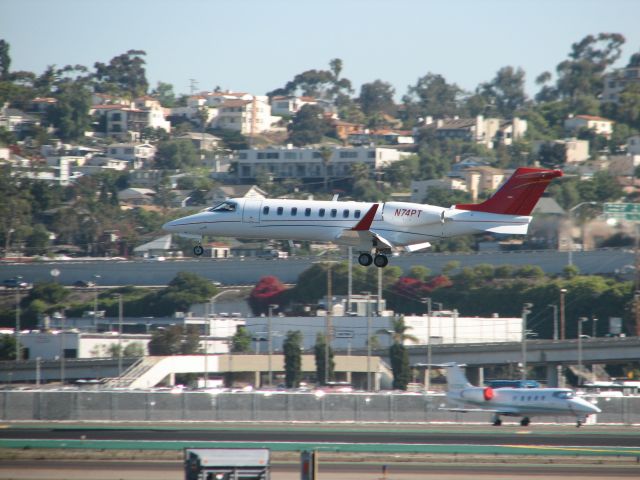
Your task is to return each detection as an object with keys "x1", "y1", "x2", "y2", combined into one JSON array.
[
  {"x1": 484, "y1": 223, "x2": 530, "y2": 235},
  {"x1": 404, "y1": 241, "x2": 432, "y2": 253}
]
